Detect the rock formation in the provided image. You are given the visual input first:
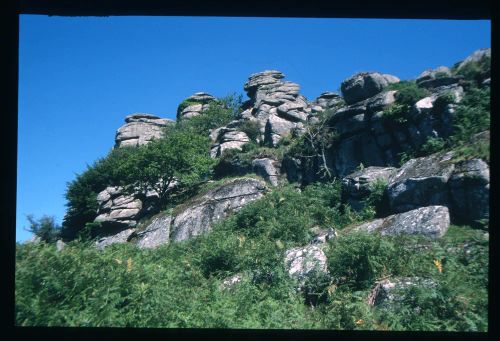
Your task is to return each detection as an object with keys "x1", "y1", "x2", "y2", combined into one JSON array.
[
  {"x1": 340, "y1": 72, "x2": 400, "y2": 105},
  {"x1": 115, "y1": 113, "x2": 174, "y2": 148},
  {"x1": 284, "y1": 245, "x2": 328, "y2": 288},
  {"x1": 177, "y1": 92, "x2": 218, "y2": 120}
]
